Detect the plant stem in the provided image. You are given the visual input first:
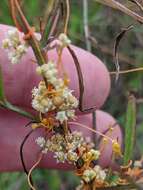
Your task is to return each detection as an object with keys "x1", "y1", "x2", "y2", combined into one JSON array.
[
  {"x1": 95, "y1": 0, "x2": 143, "y2": 24},
  {"x1": 41, "y1": 0, "x2": 59, "y2": 47},
  {"x1": 83, "y1": 0, "x2": 92, "y2": 51},
  {"x1": 64, "y1": 0, "x2": 70, "y2": 34},
  {"x1": 0, "y1": 100, "x2": 37, "y2": 121},
  {"x1": 110, "y1": 67, "x2": 143, "y2": 75},
  {"x1": 83, "y1": 0, "x2": 96, "y2": 145}
]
